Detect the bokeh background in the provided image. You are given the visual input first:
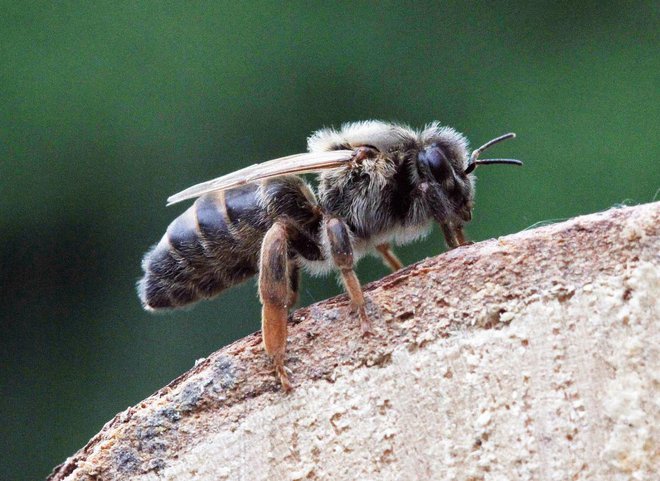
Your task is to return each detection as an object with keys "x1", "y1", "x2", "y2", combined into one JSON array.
[{"x1": 2, "y1": 2, "x2": 658, "y2": 479}]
